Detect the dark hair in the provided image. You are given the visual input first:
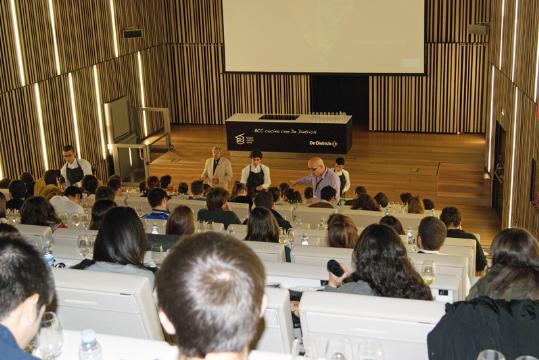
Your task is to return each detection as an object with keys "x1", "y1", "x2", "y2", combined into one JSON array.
[
  {"x1": 379, "y1": 215, "x2": 405, "y2": 235},
  {"x1": 0, "y1": 193, "x2": 6, "y2": 219},
  {"x1": 178, "y1": 182, "x2": 189, "y2": 194},
  {"x1": 231, "y1": 182, "x2": 248, "y2": 199},
  {"x1": 107, "y1": 175, "x2": 122, "y2": 193},
  {"x1": 349, "y1": 224, "x2": 432, "y2": 300},
  {"x1": 408, "y1": 196, "x2": 425, "y2": 214},
  {"x1": 278, "y1": 182, "x2": 289, "y2": 198},
  {"x1": 253, "y1": 191, "x2": 274, "y2": 210},
  {"x1": 352, "y1": 194, "x2": 380, "y2": 211},
  {"x1": 400, "y1": 192, "x2": 413, "y2": 204},
  {"x1": 283, "y1": 188, "x2": 295, "y2": 202},
  {"x1": 20, "y1": 196, "x2": 60, "y2": 227},
  {"x1": 440, "y1": 207, "x2": 461, "y2": 227},
  {"x1": 0, "y1": 179, "x2": 9, "y2": 189},
  {"x1": 146, "y1": 176, "x2": 159, "y2": 190},
  {"x1": 0, "y1": 223, "x2": 20, "y2": 236},
  {"x1": 166, "y1": 205, "x2": 195, "y2": 237},
  {"x1": 0, "y1": 235, "x2": 54, "y2": 320},
  {"x1": 89, "y1": 200, "x2": 117, "y2": 231},
  {"x1": 355, "y1": 186, "x2": 367, "y2": 196},
  {"x1": 63, "y1": 144, "x2": 75, "y2": 152},
  {"x1": 191, "y1": 180, "x2": 204, "y2": 196},
  {"x1": 327, "y1": 214, "x2": 358, "y2": 248},
  {"x1": 286, "y1": 190, "x2": 302, "y2": 204},
  {"x1": 139, "y1": 180, "x2": 147, "y2": 195},
  {"x1": 245, "y1": 207, "x2": 279, "y2": 243},
  {"x1": 160, "y1": 175, "x2": 172, "y2": 189},
  {"x1": 423, "y1": 198, "x2": 435, "y2": 210},
  {"x1": 64, "y1": 186, "x2": 83, "y2": 198},
  {"x1": 336, "y1": 157, "x2": 345, "y2": 165},
  {"x1": 250, "y1": 150, "x2": 263, "y2": 159},
  {"x1": 267, "y1": 186, "x2": 280, "y2": 203},
  {"x1": 374, "y1": 192, "x2": 389, "y2": 208},
  {"x1": 93, "y1": 207, "x2": 148, "y2": 268},
  {"x1": 81, "y1": 175, "x2": 98, "y2": 194},
  {"x1": 206, "y1": 187, "x2": 229, "y2": 211},
  {"x1": 147, "y1": 188, "x2": 168, "y2": 208},
  {"x1": 95, "y1": 186, "x2": 115, "y2": 201},
  {"x1": 20, "y1": 172, "x2": 34, "y2": 184},
  {"x1": 485, "y1": 228, "x2": 539, "y2": 299},
  {"x1": 304, "y1": 186, "x2": 314, "y2": 200},
  {"x1": 320, "y1": 185, "x2": 337, "y2": 202},
  {"x1": 8, "y1": 180, "x2": 26, "y2": 200},
  {"x1": 203, "y1": 184, "x2": 210, "y2": 196},
  {"x1": 418, "y1": 216, "x2": 447, "y2": 251},
  {"x1": 44, "y1": 170, "x2": 60, "y2": 186},
  {"x1": 156, "y1": 232, "x2": 265, "y2": 357}
]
